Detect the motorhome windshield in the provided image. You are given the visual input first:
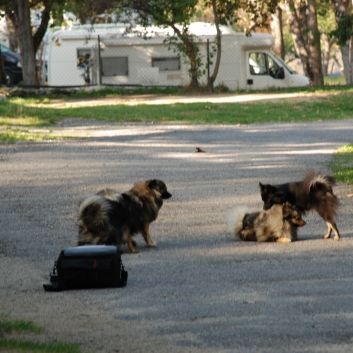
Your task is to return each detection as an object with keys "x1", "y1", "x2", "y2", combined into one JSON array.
[{"x1": 271, "y1": 53, "x2": 296, "y2": 74}]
